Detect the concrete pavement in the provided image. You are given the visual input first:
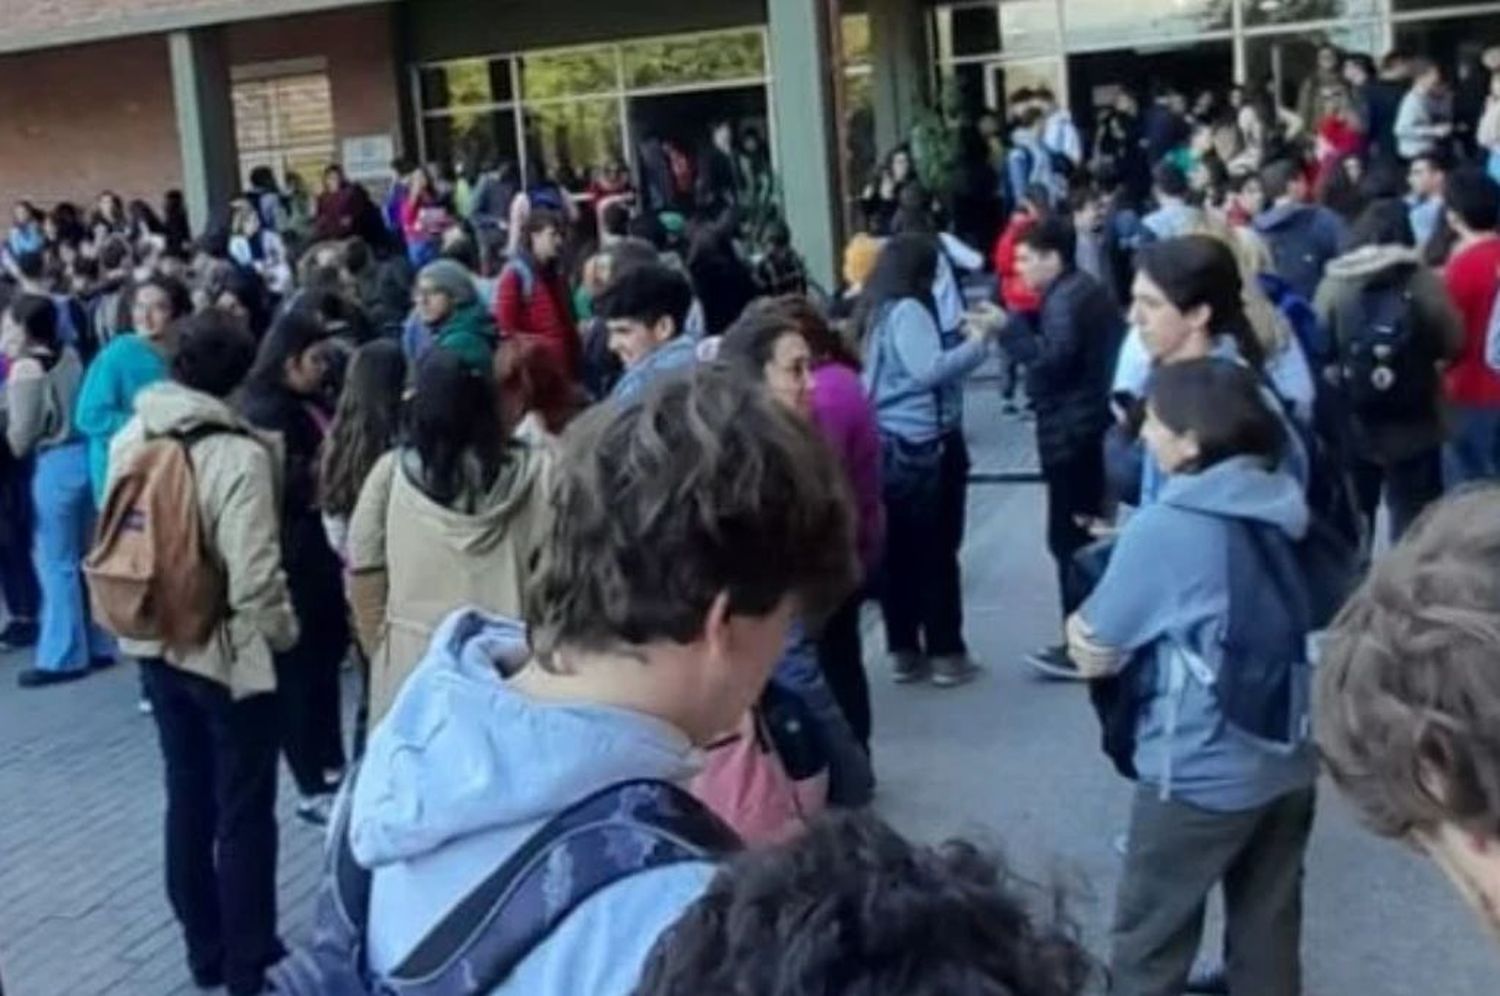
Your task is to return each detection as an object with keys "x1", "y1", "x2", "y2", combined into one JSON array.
[{"x1": 0, "y1": 383, "x2": 1496, "y2": 995}]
